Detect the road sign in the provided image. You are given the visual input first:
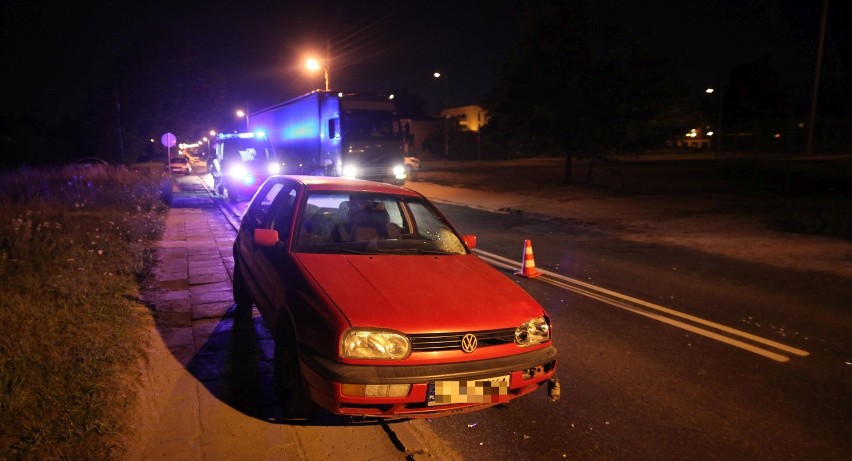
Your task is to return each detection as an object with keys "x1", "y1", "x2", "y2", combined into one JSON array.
[{"x1": 161, "y1": 132, "x2": 177, "y2": 147}]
